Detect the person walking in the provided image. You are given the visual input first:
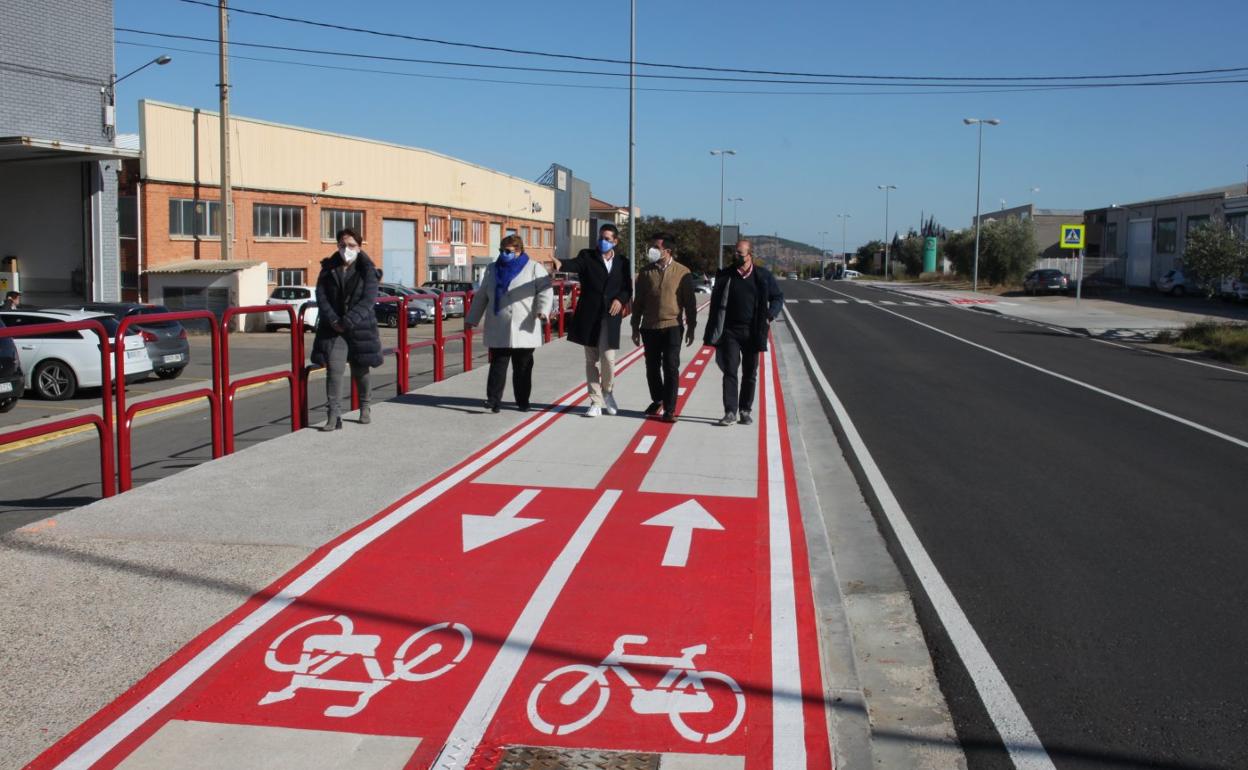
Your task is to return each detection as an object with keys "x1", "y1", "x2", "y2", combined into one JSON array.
[
  {"x1": 630, "y1": 233, "x2": 697, "y2": 422},
  {"x1": 464, "y1": 234, "x2": 553, "y2": 413},
  {"x1": 310, "y1": 228, "x2": 383, "y2": 431},
  {"x1": 550, "y1": 223, "x2": 632, "y2": 417},
  {"x1": 703, "y1": 239, "x2": 783, "y2": 426}
]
